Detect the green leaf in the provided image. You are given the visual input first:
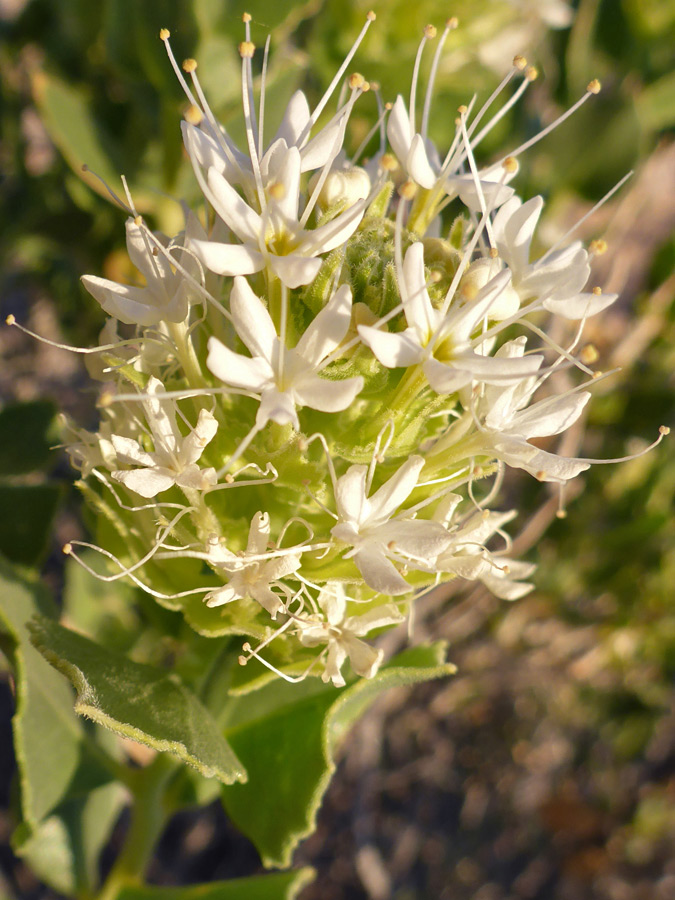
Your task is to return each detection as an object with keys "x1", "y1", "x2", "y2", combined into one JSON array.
[
  {"x1": 0, "y1": 562, "x2": 87, "y2": 828},
  {"x1": 0, "y1": 484, "x2": 64, "y2": 566},
  {"x1": 117, "y1": 868, "x2": 315, "y2": 900},
  {"x1": 637, "y1": 70, "x2": 675, "y2": 130},
  {"x1": 13, "y1": 781, "x2": 126, "y2": 896},
  {"x1": 29, "y1": 616, "x2": 247, "y2": 785},
  {"x1": 0, "y1": 401, "x2": 57, "y2": 475},
  {"x1": 221, "y1": 643, "x2": 455, "y2": 867}
]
